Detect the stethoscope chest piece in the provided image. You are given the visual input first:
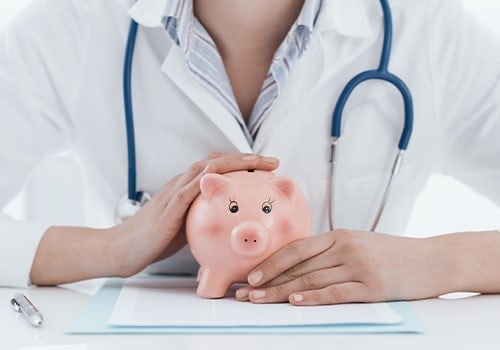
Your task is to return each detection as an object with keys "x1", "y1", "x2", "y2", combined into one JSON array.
[{"x1": 116, "y1": 191, "x2": 151, "y2": 222}]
